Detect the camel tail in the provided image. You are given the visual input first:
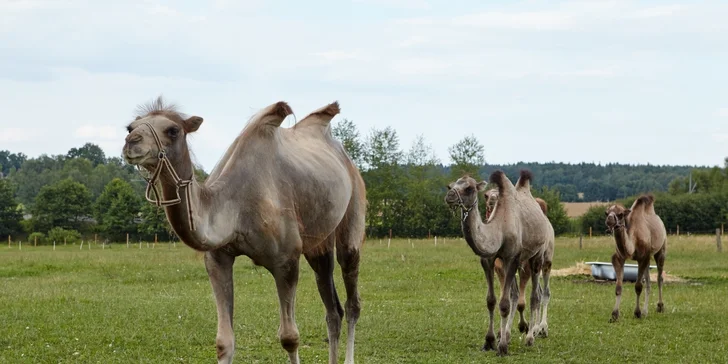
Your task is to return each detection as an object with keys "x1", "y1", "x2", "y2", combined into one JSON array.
[
  {"x1": 515, "y1": 169, "x2": 533, "y2": 190},
  {"x1": 535, "y1": 197, "x2": 548, "y2": 215}
]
